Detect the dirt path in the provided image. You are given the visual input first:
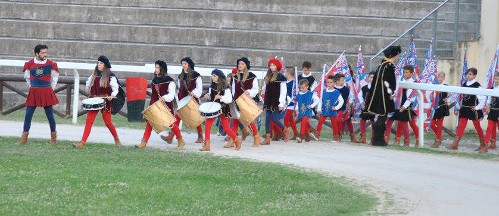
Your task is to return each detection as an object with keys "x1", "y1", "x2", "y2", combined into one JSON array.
[{"x1": 3, "y1": 120, "x2": 499, "y2": 215}]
